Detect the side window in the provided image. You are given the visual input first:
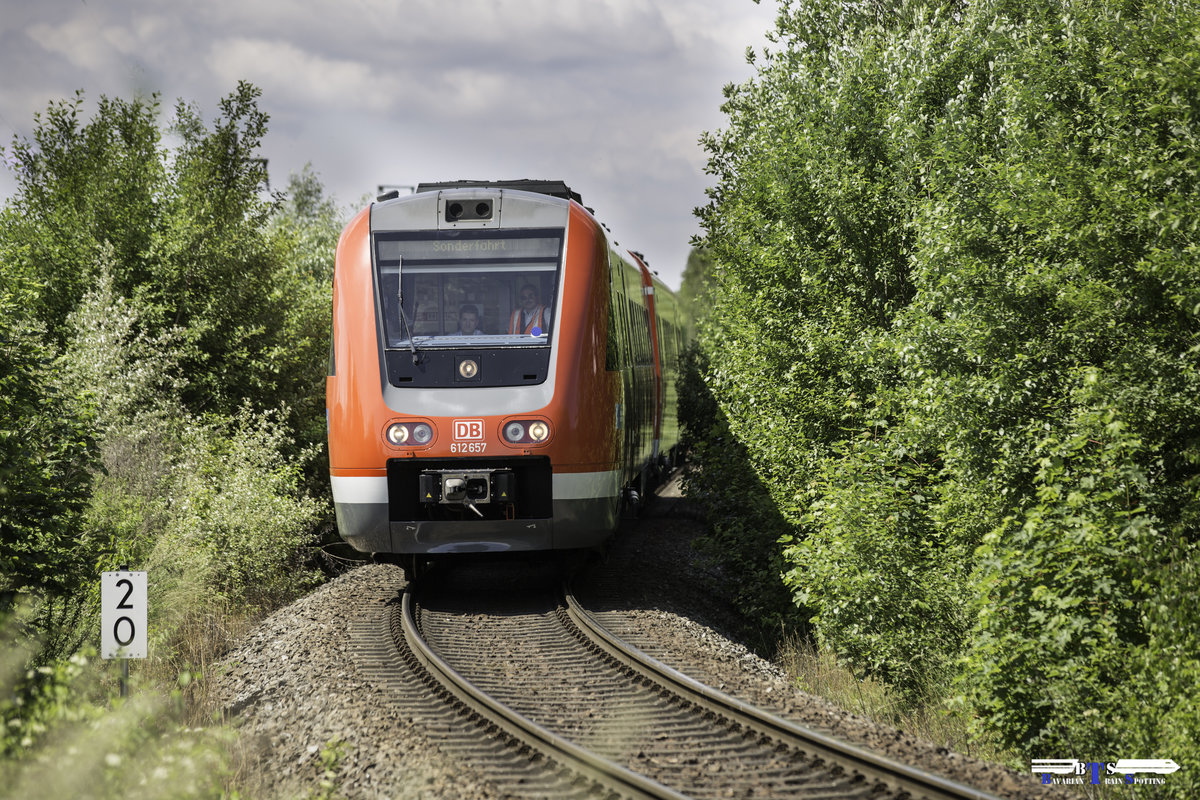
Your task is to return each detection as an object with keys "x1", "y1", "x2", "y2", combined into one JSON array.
[
  {"x1": 627, "y1": 298, "x2": 639, "y2": 365},
  {"x1": 642, "y1": 305, "x2": 650, "y2": 365},
  {"x1": 606, "y1": 252, "x2": 624, "y2": 371},
  {"x1": 605, "y1": 289, "x2": 620, "y2": 371},
  {"x1": 327, "y1": 323, "x2": 336, "y2": 377}
]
